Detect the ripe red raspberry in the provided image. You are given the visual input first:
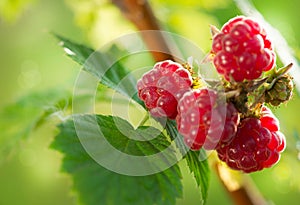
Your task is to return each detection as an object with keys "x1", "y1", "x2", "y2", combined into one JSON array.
[
  {"x1": 137, "y1": 60, "x2": 193, "y2": 119},
  {"x1": 176, "y1": 88, "x2": 240, "y2": 150},
  {"x1": 216, "y1": 102, "x2": 240, "y2": 149},
  {"x1": 212, "y1": 16, "x2": 275, "y2": 82},
  {"x1": 217, "y1": 106, "x2": 285, "y2": 173}
]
